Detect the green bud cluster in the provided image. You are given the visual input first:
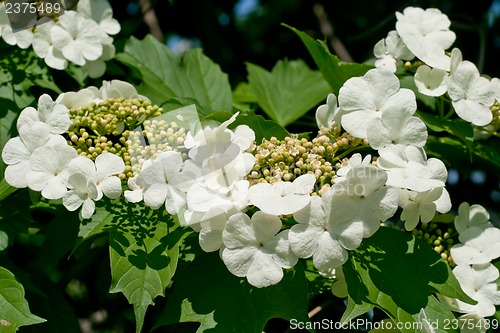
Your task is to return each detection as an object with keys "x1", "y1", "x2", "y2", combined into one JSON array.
[
  {"x1": 126, "y1": 119, "x2": 187, "y2": 176},
  {"x1": 488, "y1": 101, "x2": 500, "y2": 133},
  {"x1": 68, "y1": 98, "x2": 162, "y2": 136},
  {"x1": 247, "y1": 133, "x2": 368, "y2": 196},
  {"x1": 65, "y1": 98, "x2": 186, "y2": 180},
  {"x1": 413, "y1": 223, "x2": 456, "y2": 266},
  {"x1": 386, "y1": 222, "x2": 455, "y2": 266}
]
